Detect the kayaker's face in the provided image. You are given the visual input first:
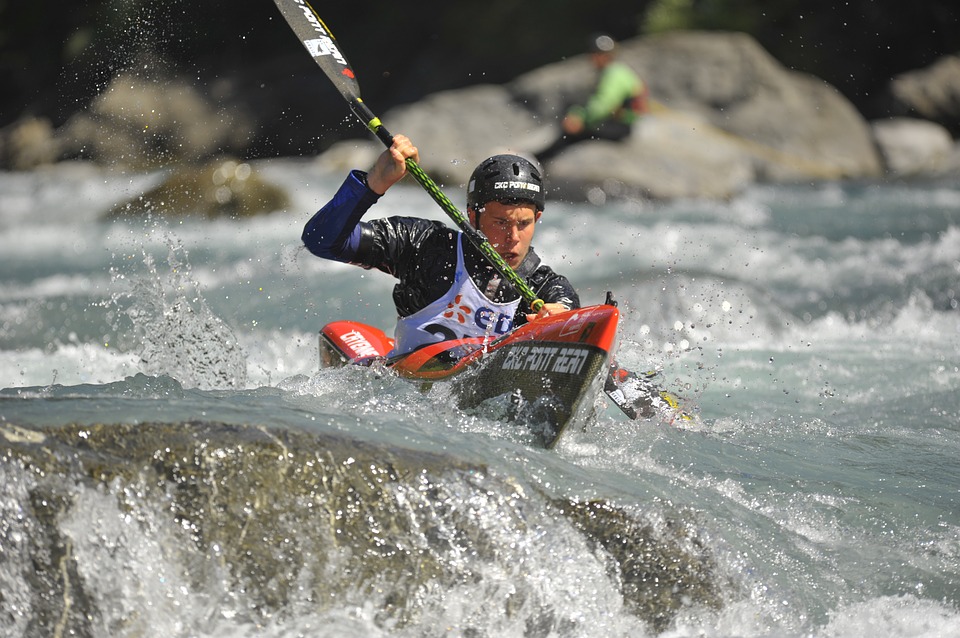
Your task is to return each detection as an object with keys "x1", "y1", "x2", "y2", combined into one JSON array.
[
  {"x1": 590, "y1": 51, "x2": 613, "y2": 69},
  {"x1": 470, "y1": 201, "x2": 541, "y2": 269}
]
